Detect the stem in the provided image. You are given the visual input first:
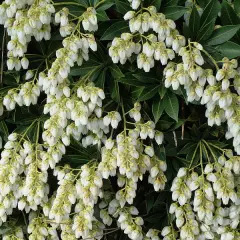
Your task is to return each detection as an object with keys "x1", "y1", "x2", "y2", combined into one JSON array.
[
  {"x1": 202, "y1": 140, "x2": 218, "y2": 163},
  {"x1": 121, "y1": 103, "x2": 127, "y2": 136},
  {"x1": 188, "y1": 142, "x2": 200, "y2": 169},
  {"x1": 199, "y1": 142, "x2": 204, "y2": 178},
  {"x1": 81, "y1": 228, "x2": 120, "y2": 240},
  {"x1": 53, "y1": 2, "x2": 87, "y2": 8},
  {"x1": 94, "y1": 0, "x2": 106, "y2": 8},
  {"x1": 18, "y1": 120, "x2": 38, "y2": 143},
  {"x1": 201, "y1": 48, "x2": 220, "y2": 71}
]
